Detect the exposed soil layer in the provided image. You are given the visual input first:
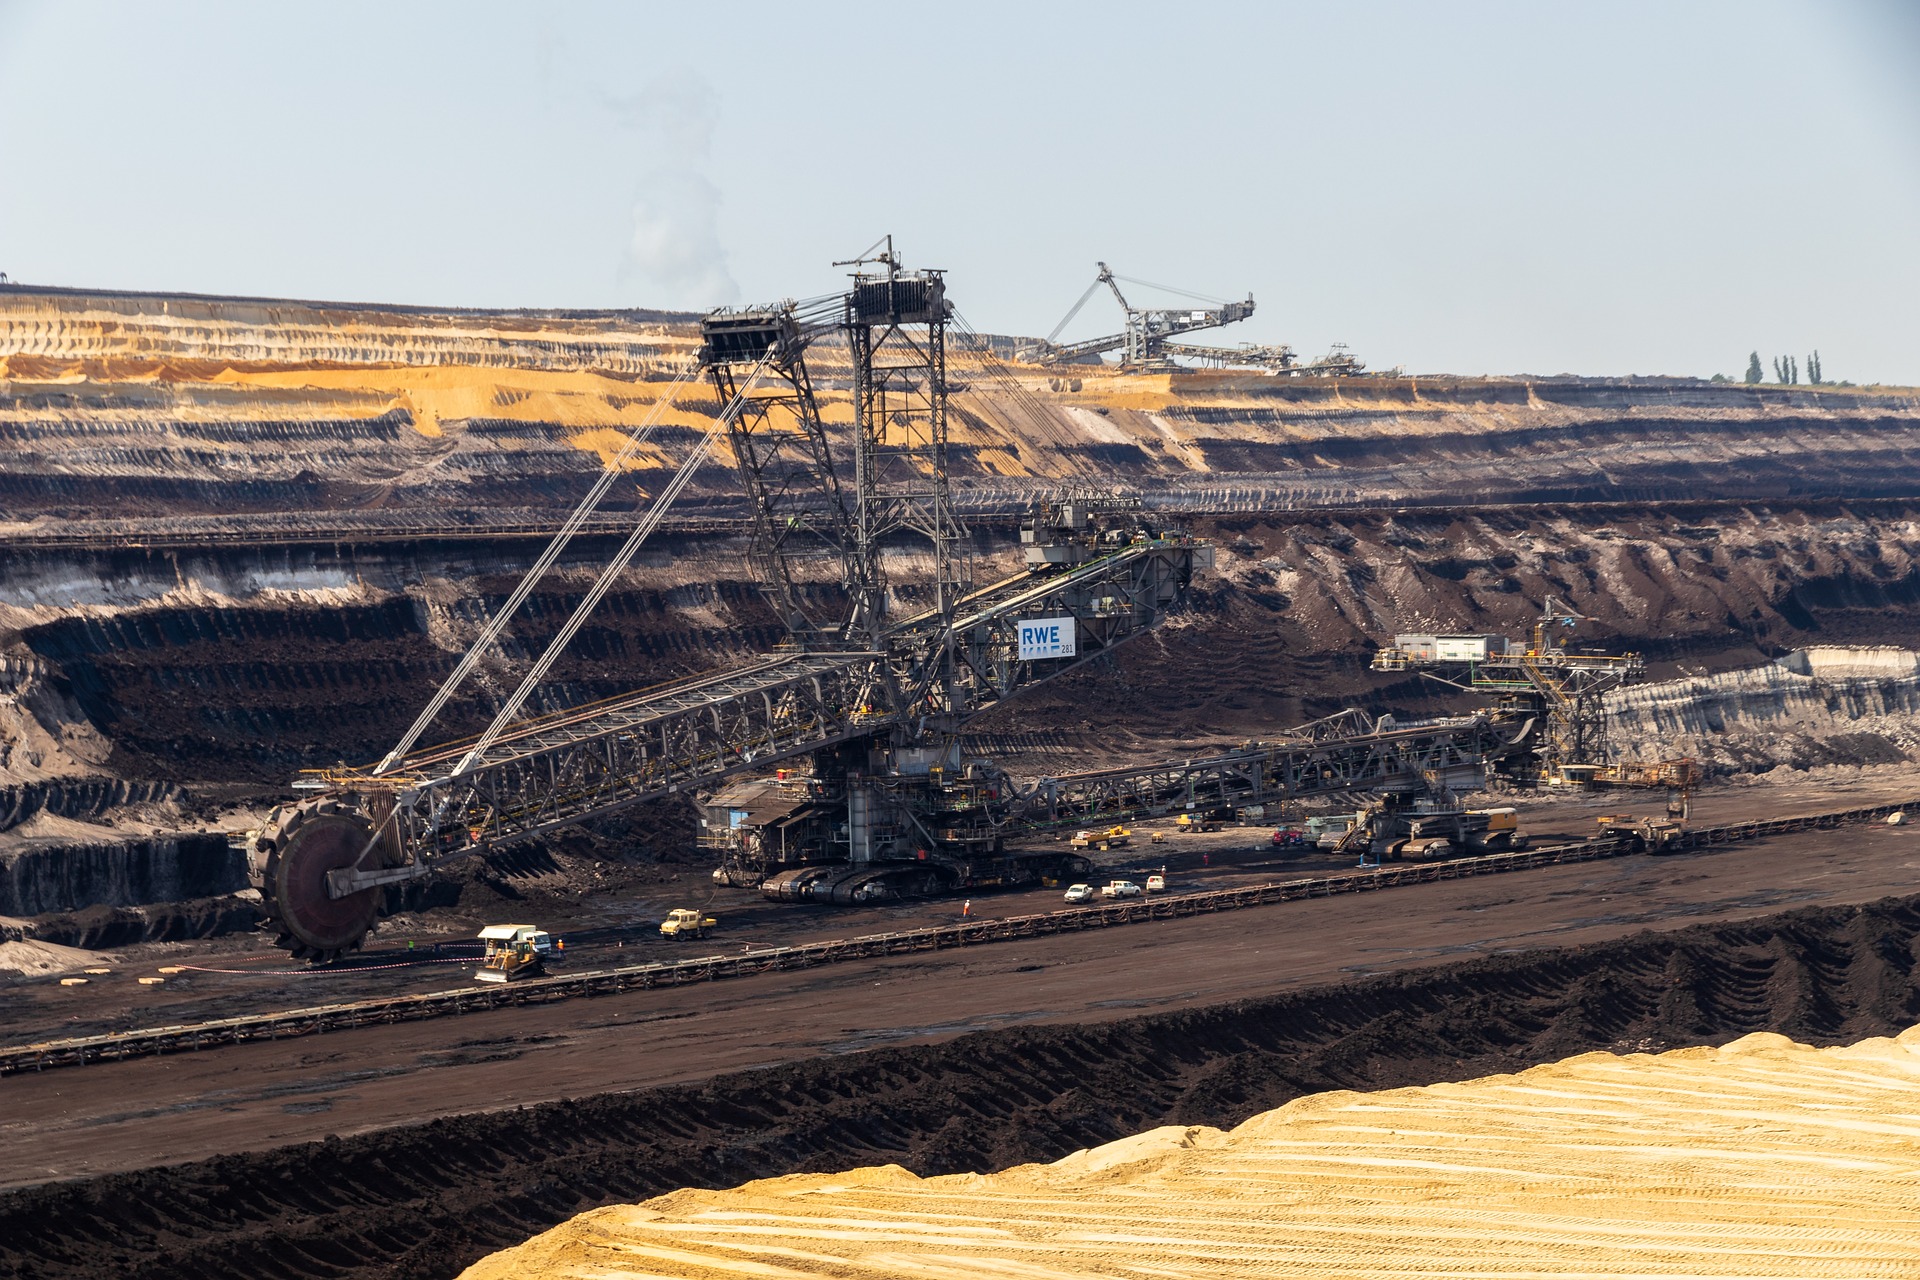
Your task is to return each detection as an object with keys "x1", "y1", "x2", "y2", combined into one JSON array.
[
  {"x1": 2, "y1": 894, "x2": 1917, "y2": 1280},
  {"x1": 8, "y1": 498, "x2": 1920, "y2": 804},
  {"x1": 6, "y1": 284, "x2": 1920, "y2": 523}
]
